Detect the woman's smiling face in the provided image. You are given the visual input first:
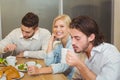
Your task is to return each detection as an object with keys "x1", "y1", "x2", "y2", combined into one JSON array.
[{"x1": 53, "y1": 20, "x2": 69, "y2": 39}]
